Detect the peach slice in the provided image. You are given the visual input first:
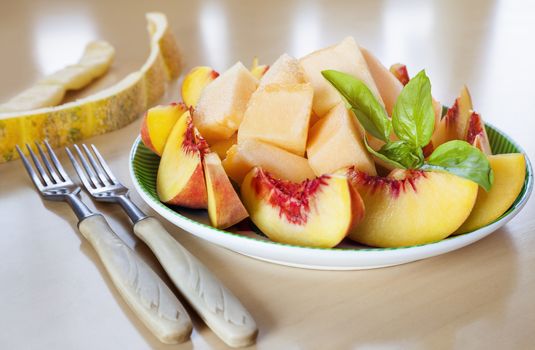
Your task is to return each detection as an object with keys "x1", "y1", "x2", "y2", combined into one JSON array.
[
  {"x1": 346, "y1": 167, "x2": 478, "y2": 247},
  {"x1": 222, "y1": 139, "x2": 315, "y2": 185},
  {"x1": 193, "y1": 62, "x2": 258, "y2": 144},
  {"x1": 203, "y1": 152, "x2": 249, "y2": 229},
  {"x1": 238, "y1": 83, "x2": 313, "y2": 156},
  {"x1": 300, "y1": 37, "x2": 383, "y2": 117},
  {"x1": 250, "y1": 57, "x2": 269, "y2": 79},
  {"x1": 456, "y1": 153, "x2": 526, "y2": 234},
  {"x1": 466, "y1": 111, "x2": 492, "y2": 155},
  {"x1": 258, "y1": 53, "x2": 306, "y2": 87},
  {"x1": 181, "y1": 66, "x2": 219, "y2": 107},
  {"x1": 361, "y1": 48, "x2": 403, "y2": 116},
  {"x1": 432, "y1": 86, "x2": 473, "y2": 147},
  {"x1": 157, "y1": 110, "x2": 208, "y2": 208},
  {"x1": 307, "y1": 103, "x2": 376, "y2": 176},
  {"x1": 140, "y1": 103, "x2": 188, "y2": 156},
  {"x1": 210, "y1": 133, "x2": 237, "y2": 159},
  {"x1": 389, "y1": 63, "x2": 410, "y2": 86},
  {"x1": 241, "y1": 167, "x2": 365, "y2": 248}
]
